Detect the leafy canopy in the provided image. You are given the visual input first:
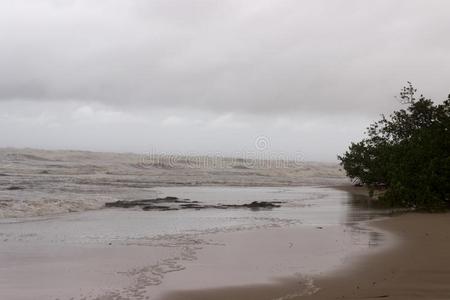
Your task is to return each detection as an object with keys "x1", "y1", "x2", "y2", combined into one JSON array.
[{"x1": 338, "y1": 83, "x2": 450, "y2": 210}]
